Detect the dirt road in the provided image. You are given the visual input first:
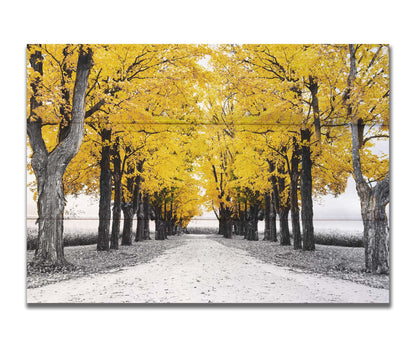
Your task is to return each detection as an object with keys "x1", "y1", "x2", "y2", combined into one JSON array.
[{"x1": 27, "y1": 235, "x2": 389, "y2": 304}]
